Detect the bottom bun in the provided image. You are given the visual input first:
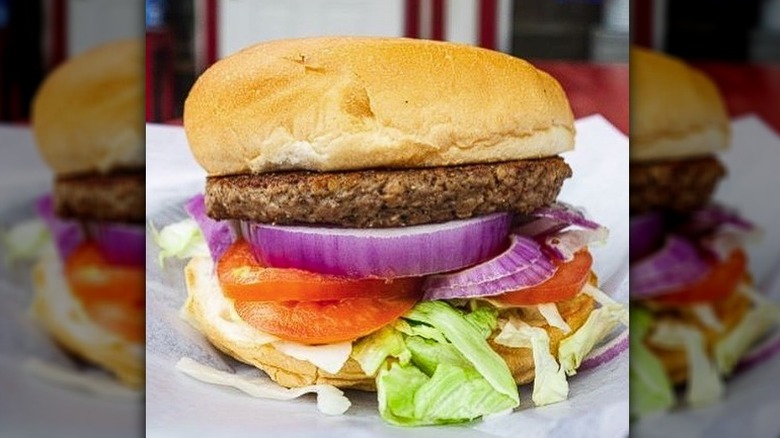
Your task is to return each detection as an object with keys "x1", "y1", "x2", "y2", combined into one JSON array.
[
  {"x1": 31, "y1": 248, "x2": 143, "y2": 388},
  {"x1": 184, "y1": 256, "x2": 596, "y2": 390}
]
